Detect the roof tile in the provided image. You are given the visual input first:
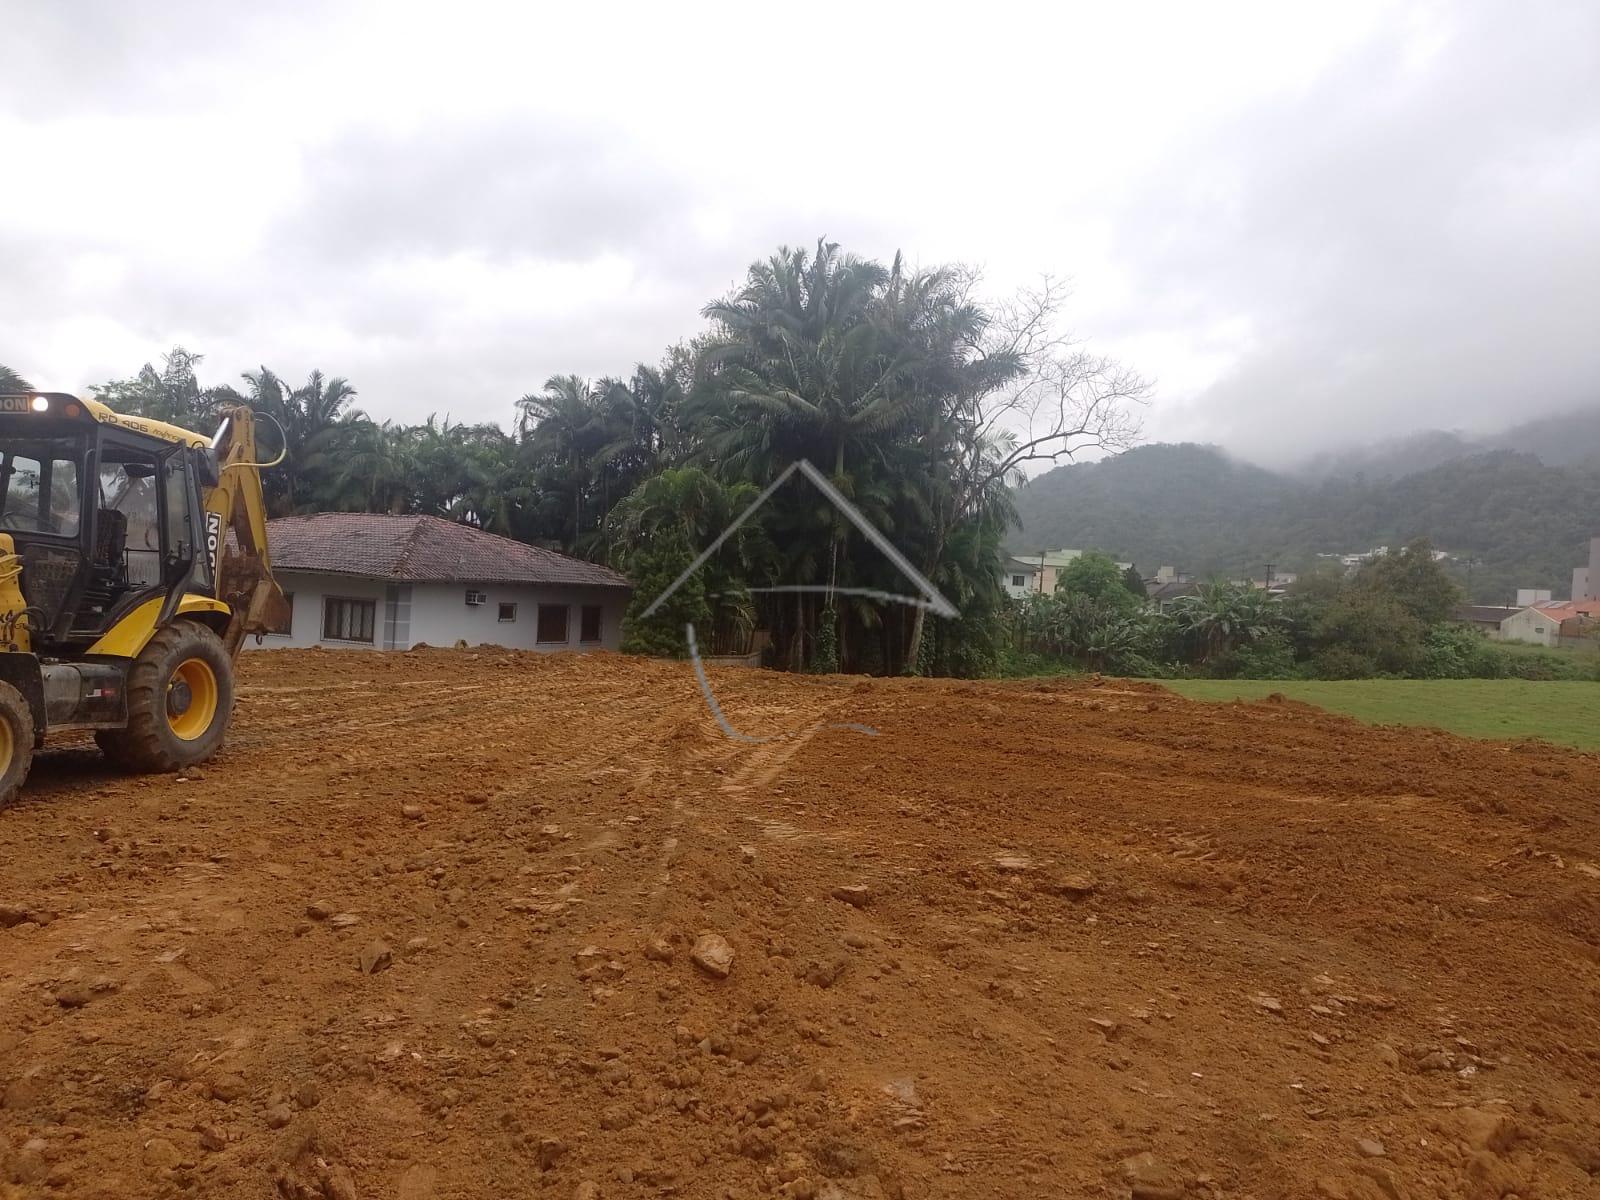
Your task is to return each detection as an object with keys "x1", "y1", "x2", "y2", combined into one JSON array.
[{"x1": 266, "y1": 513, "x2": 630, "y2": 589}]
